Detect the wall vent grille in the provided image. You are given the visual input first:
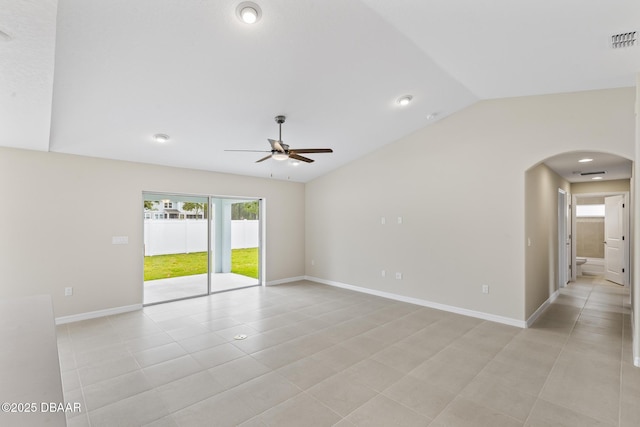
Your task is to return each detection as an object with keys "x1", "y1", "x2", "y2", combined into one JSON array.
[{"x1": 611, "y1": 31, "x2": 636, "y2": 48}]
